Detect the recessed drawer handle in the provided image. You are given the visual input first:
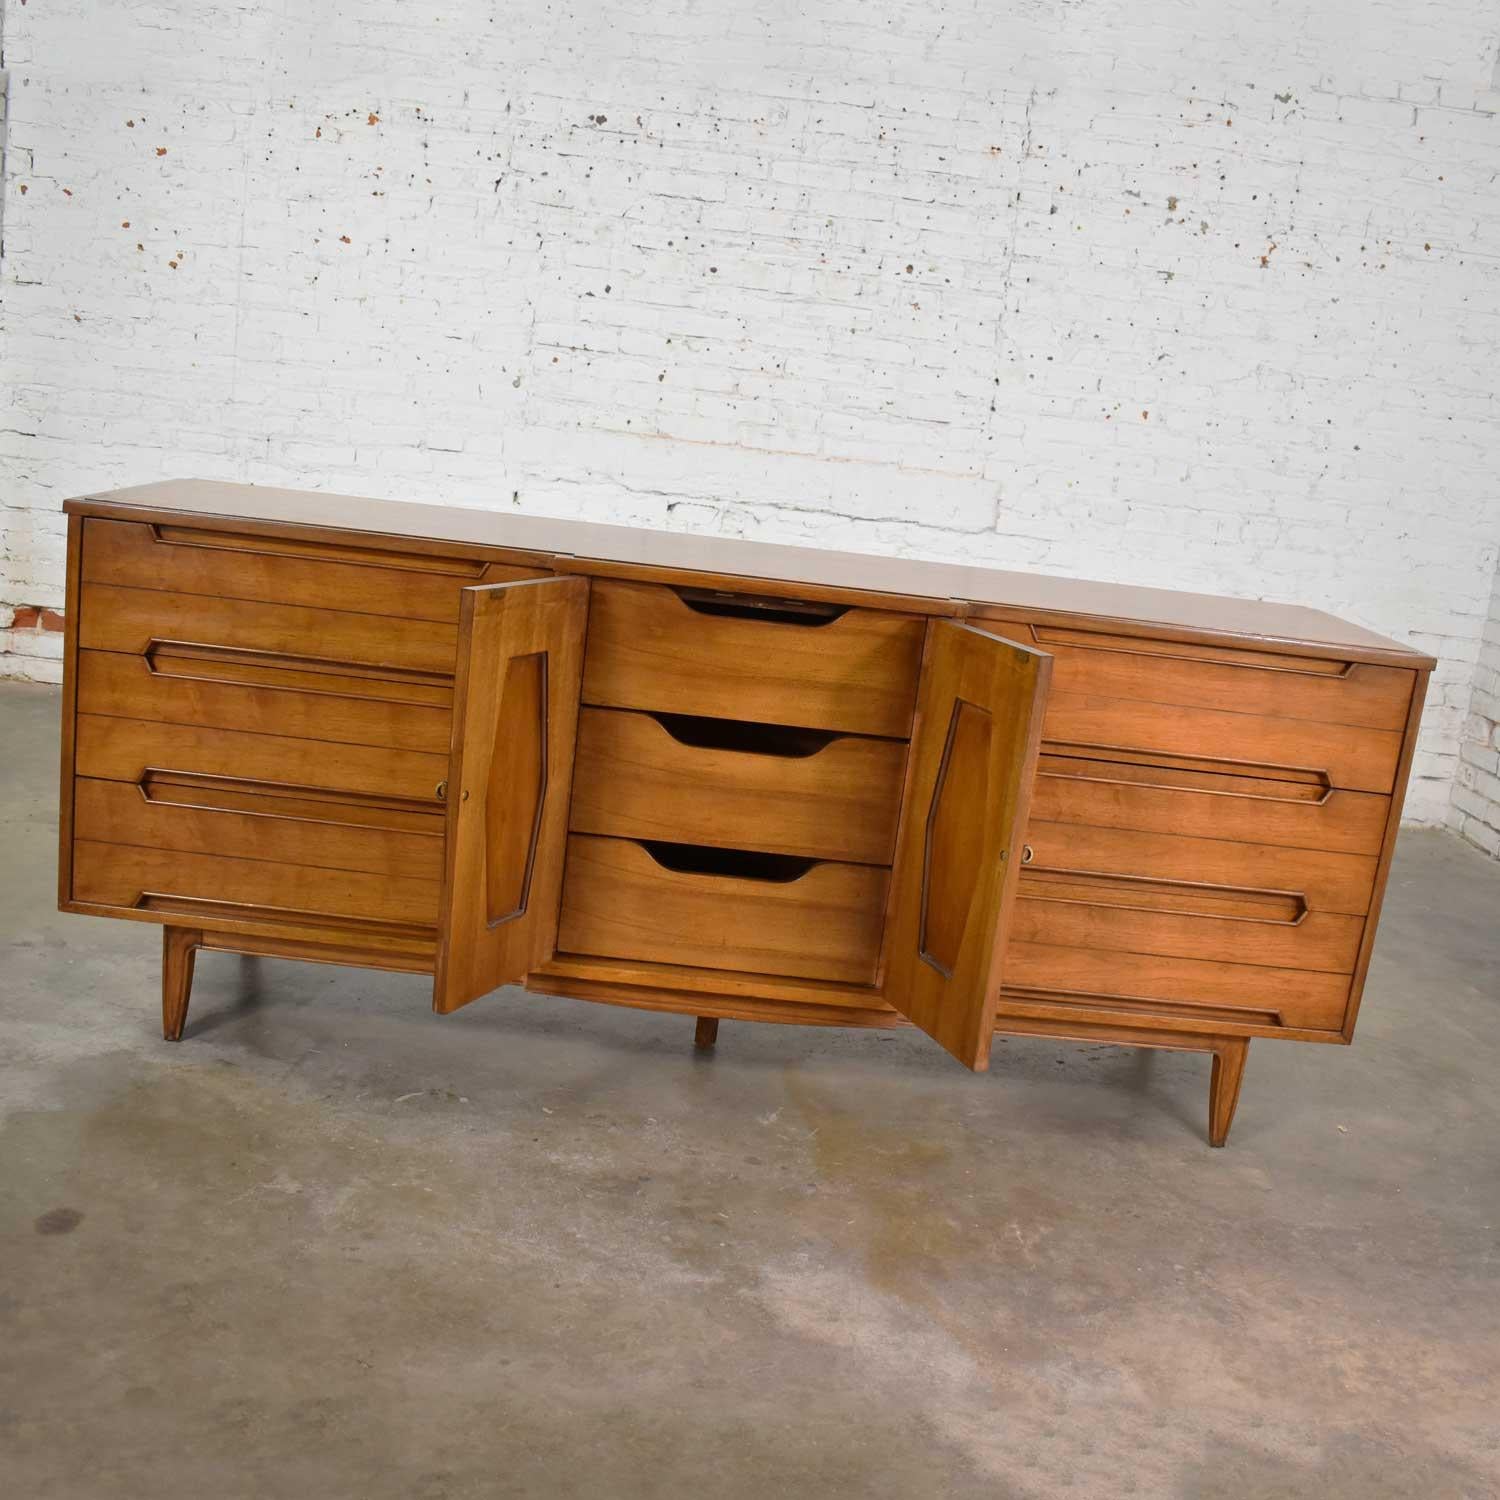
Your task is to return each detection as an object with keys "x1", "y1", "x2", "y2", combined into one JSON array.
[
  {"x1": 673, "y1": 587, "x2": 848, "y2": 627},
  {"x1": 1022, "y1": 844, "x2": 1034, "y2": 865},
  {"x1": 638, "y1": 839, "x2": 818, "y2": 884},
  {"x1": 649, "y1": 712, "x2": 842, "y2": 759}
]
